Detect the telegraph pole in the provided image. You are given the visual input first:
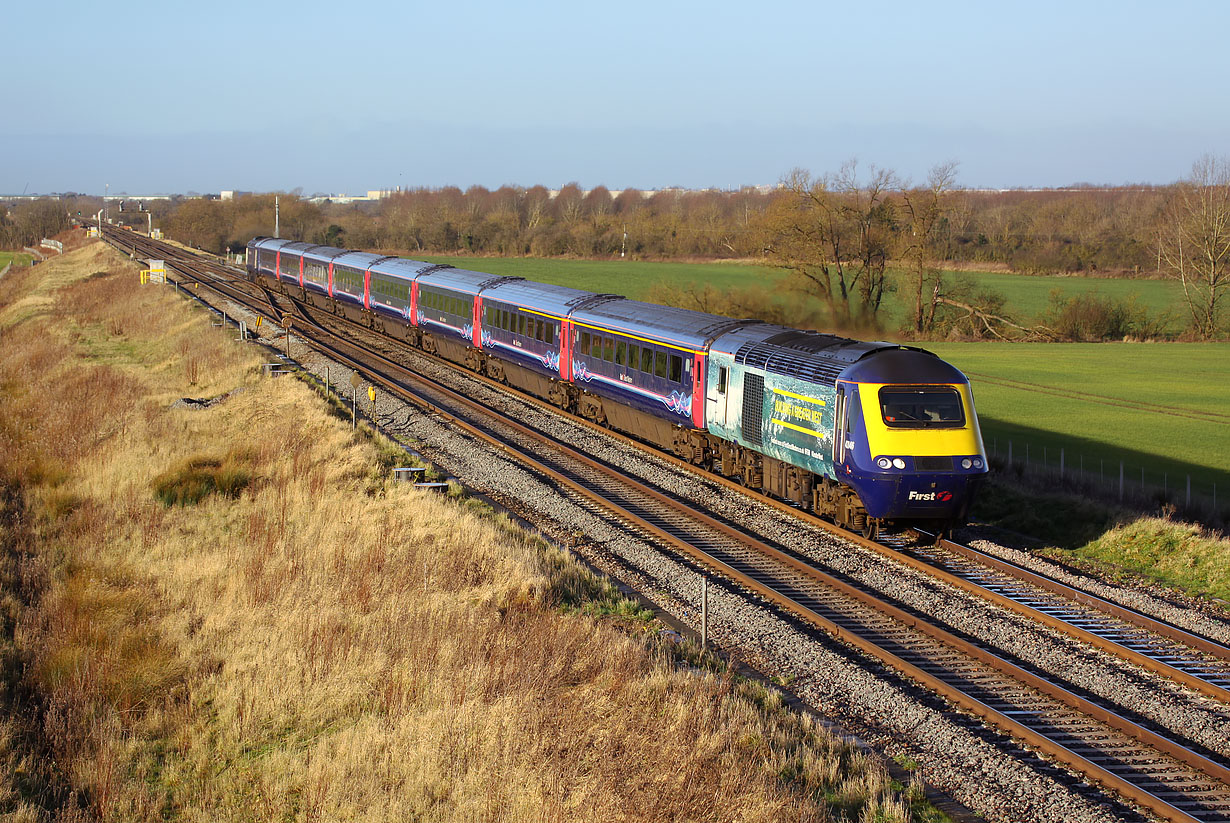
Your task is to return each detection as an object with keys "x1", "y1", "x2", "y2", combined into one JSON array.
[{"x1": 275, "y1": 195, "x2": 280, "y2": 238}]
